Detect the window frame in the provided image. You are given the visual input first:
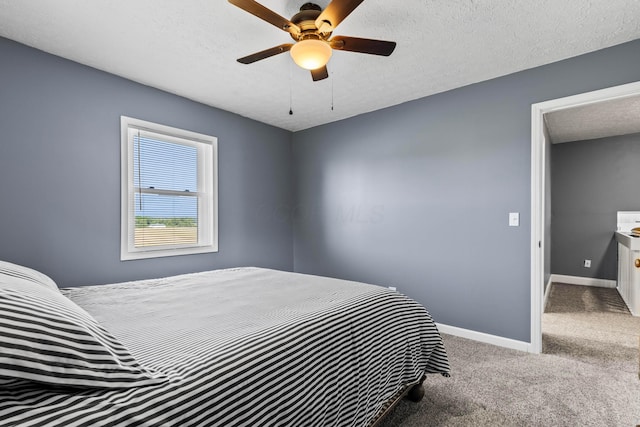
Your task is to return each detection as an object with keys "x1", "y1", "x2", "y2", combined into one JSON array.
[{"x1": 120, "y1": 116, "x2": 218, "y2": 261}]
